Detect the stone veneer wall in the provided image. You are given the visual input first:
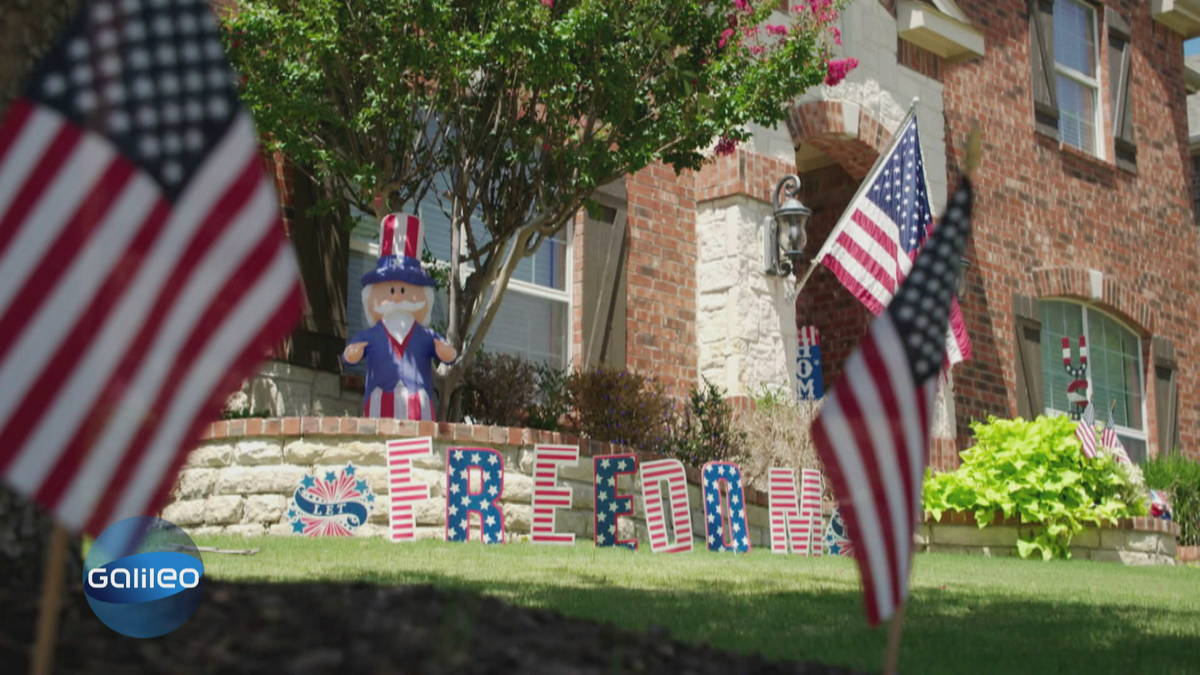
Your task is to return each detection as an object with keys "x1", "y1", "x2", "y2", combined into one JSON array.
[
  {"x1": 917, "y1": 511, "x2": 1180, "y2": 566},
  {"x1": 163, "y1": 417, "x2": 832, "y2": 547}
]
